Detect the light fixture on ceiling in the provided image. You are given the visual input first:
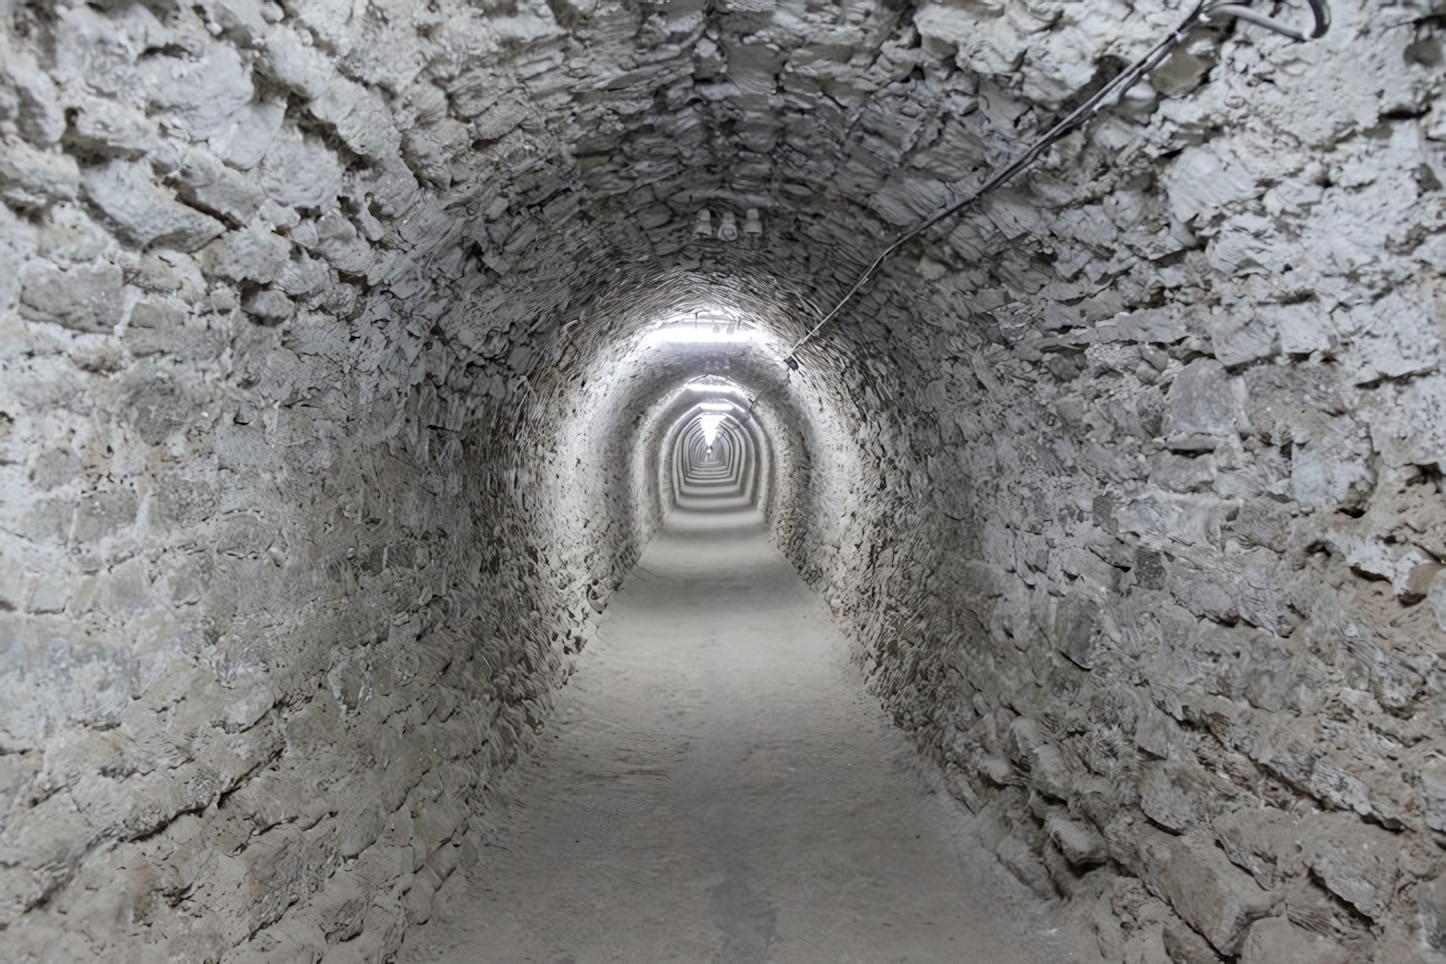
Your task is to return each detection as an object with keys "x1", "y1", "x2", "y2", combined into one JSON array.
[{"x1": 644, "y1": 310, "x2": 759, "y2": 345}]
